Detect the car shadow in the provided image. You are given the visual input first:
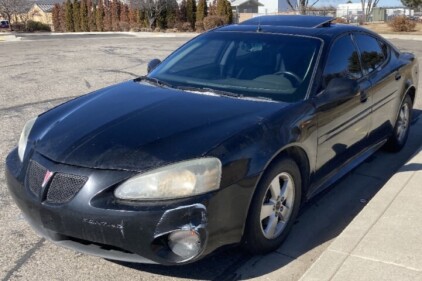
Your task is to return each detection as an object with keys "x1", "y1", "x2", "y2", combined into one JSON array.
[{"x1": 110, "y1": 109, "x2": 422, "y2": 280}]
